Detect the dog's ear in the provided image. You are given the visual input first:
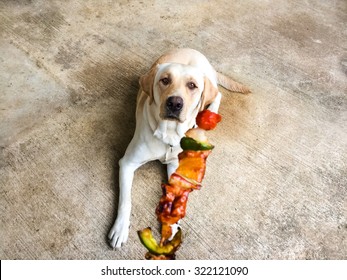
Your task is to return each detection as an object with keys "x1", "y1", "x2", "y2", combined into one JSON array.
[
  {"x1": 139, "y1": 64, "x2": 158, "y2": 104},
  {"x1": 199, "y1": 77, "x2": 219, "y2": 111}
]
